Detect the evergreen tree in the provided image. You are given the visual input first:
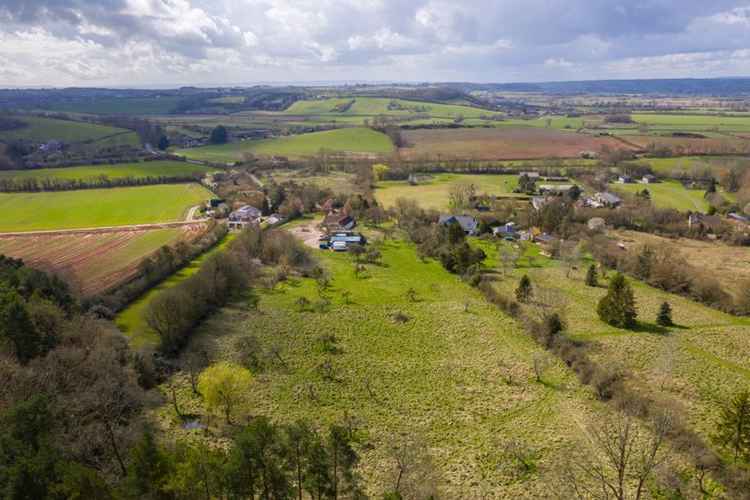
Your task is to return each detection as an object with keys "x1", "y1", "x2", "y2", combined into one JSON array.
[
  {"x1": 656, "y1": 302, "x2": 673, "y2": 327},
  {"x1": 585, "y1": 264, "x2": 598, "y2": 287},
  {"x1": 715, "y1": 390, "x2": 750, "y2": 463},
  {"x1": 597, "y1": 273, "x2": 638, "y2": 329},
  {"x1": 515, "y1": 275, "x2": 533, "y2": 303}
]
